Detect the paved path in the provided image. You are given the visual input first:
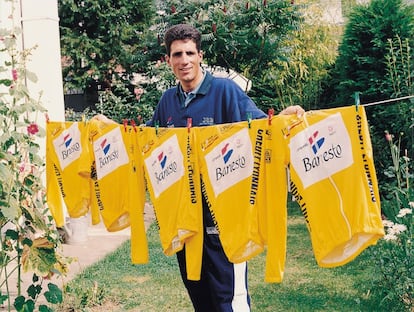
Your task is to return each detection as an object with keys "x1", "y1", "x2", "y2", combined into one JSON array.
[
  {"x1": 0, "y1": 203, "x2": 155, "y2": 310},
  {"x1": 59, "y1": 202, "x2": 155, "y2": 281}
]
